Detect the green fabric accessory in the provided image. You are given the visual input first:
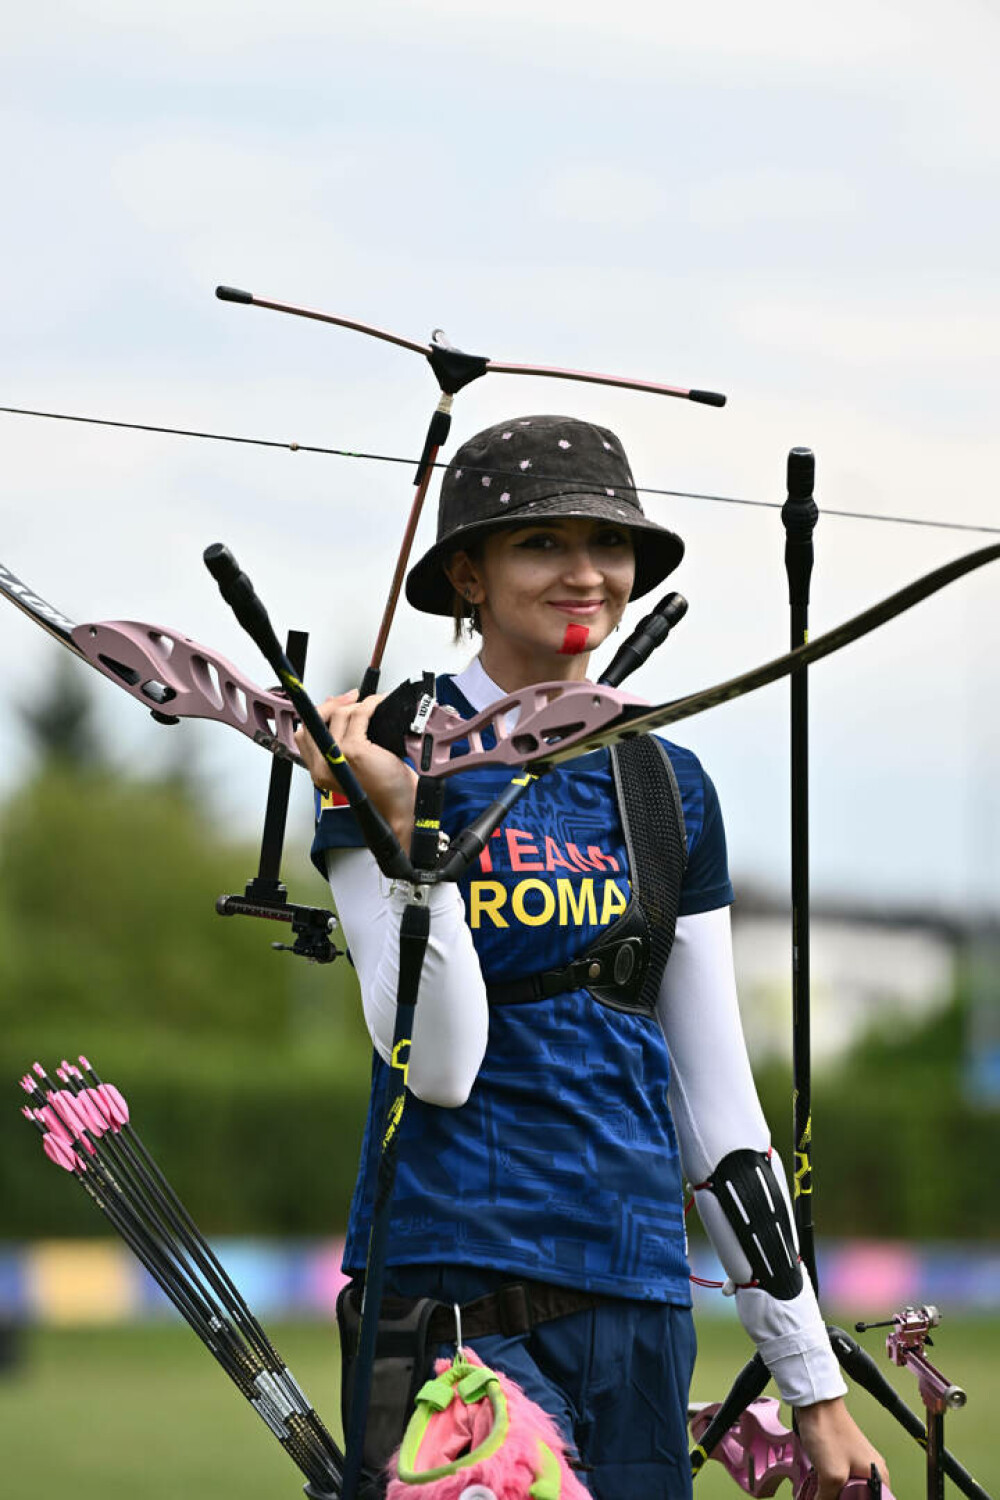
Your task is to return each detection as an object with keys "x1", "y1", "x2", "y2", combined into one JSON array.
[
  {"x1": 395, "y1": 1356, "x2": 563, "y2": 1497},
  {"x1": 397, "y1": 1358, "x2": 511, "y2": 1484}
]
